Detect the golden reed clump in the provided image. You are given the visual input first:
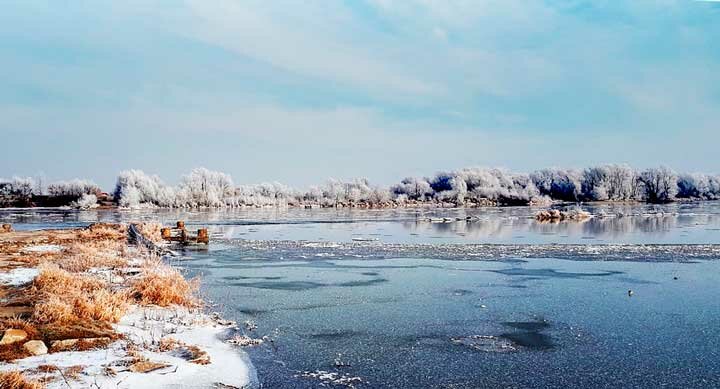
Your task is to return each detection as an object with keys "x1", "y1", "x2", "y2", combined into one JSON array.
[
  {"x1": 59, "y1": 240, "x2": 128, "y2": 273},
  {"x1": 130, "y1": 258, "x2": 199, "y2": 307},
  {"x1": 30, "y1": 264, "x2": 129, "y2": 325},
  {"x1": 134, "y1": 222, "x2": 165, "y2": 244},
  {"x1": 0, "y1": 371, "x2": 43, "y2": 389}
]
